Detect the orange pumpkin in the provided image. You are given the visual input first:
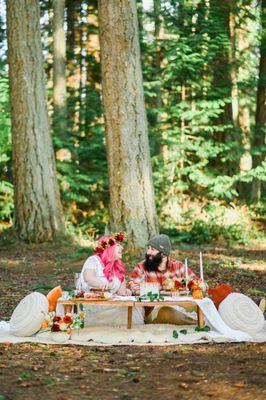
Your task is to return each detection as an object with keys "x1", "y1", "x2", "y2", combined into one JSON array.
[
  {"x1": 46, "y1": 286, "x2": 63, "y2": 311},
  {"x1": 208, "y1": 284, "x2": 233, "y2": 309}
]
